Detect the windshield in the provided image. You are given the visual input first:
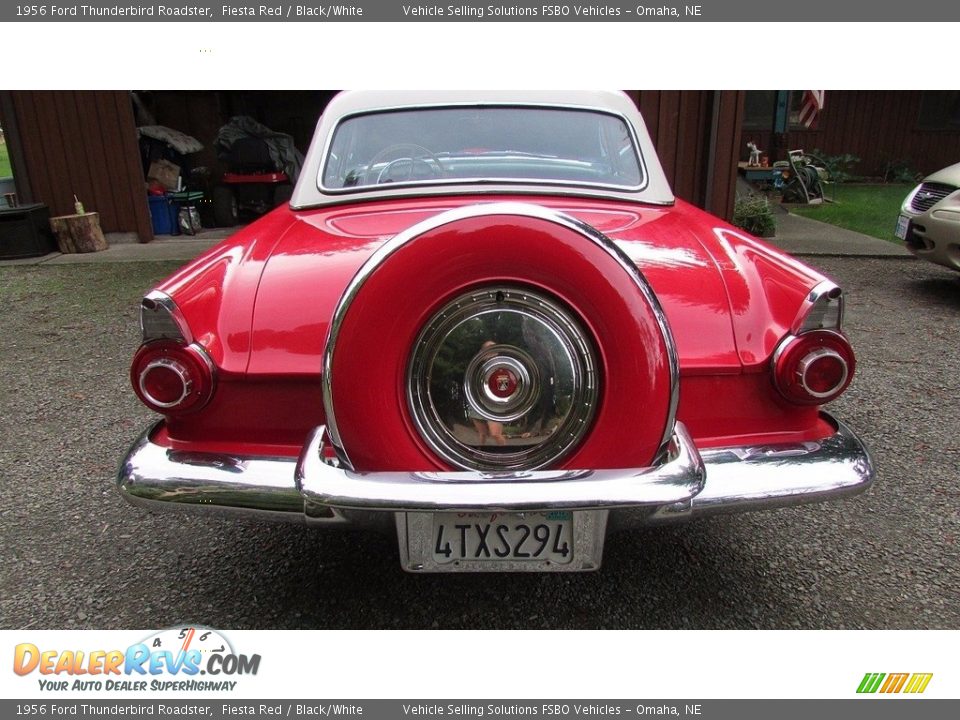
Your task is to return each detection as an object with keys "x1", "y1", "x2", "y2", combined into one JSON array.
[{"x1": 321, "y1": 106, "x2": 645, "y2": 192}]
